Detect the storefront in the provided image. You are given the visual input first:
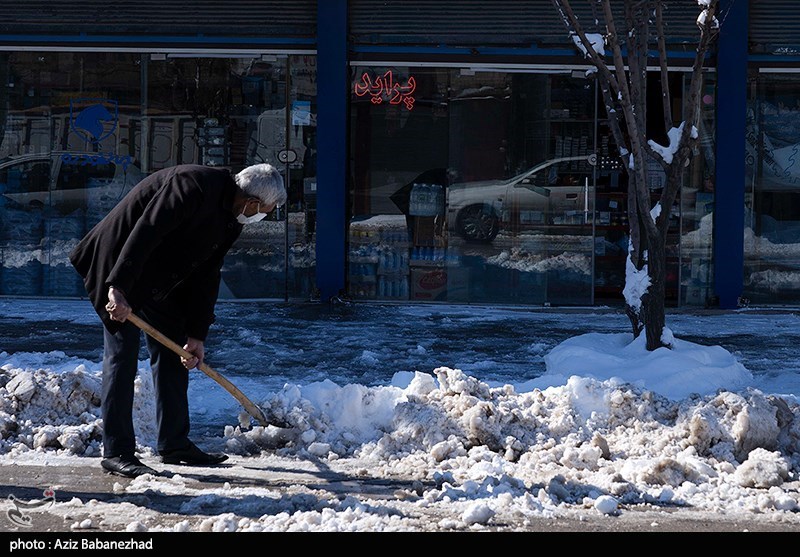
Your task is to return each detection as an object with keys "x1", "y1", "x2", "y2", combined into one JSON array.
[
  {"x1": 742, "y1": 0, "x2": 800, "y2": 304},
  {"x1": 0, "y1": 2, "x2": 318, "y2": 300},
  {"x1": 0, "y1": 1, "x2": 795, "y2": 310},
  {"x1": 345, "y1": 1, "x2": 715, "y2": 307}
]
